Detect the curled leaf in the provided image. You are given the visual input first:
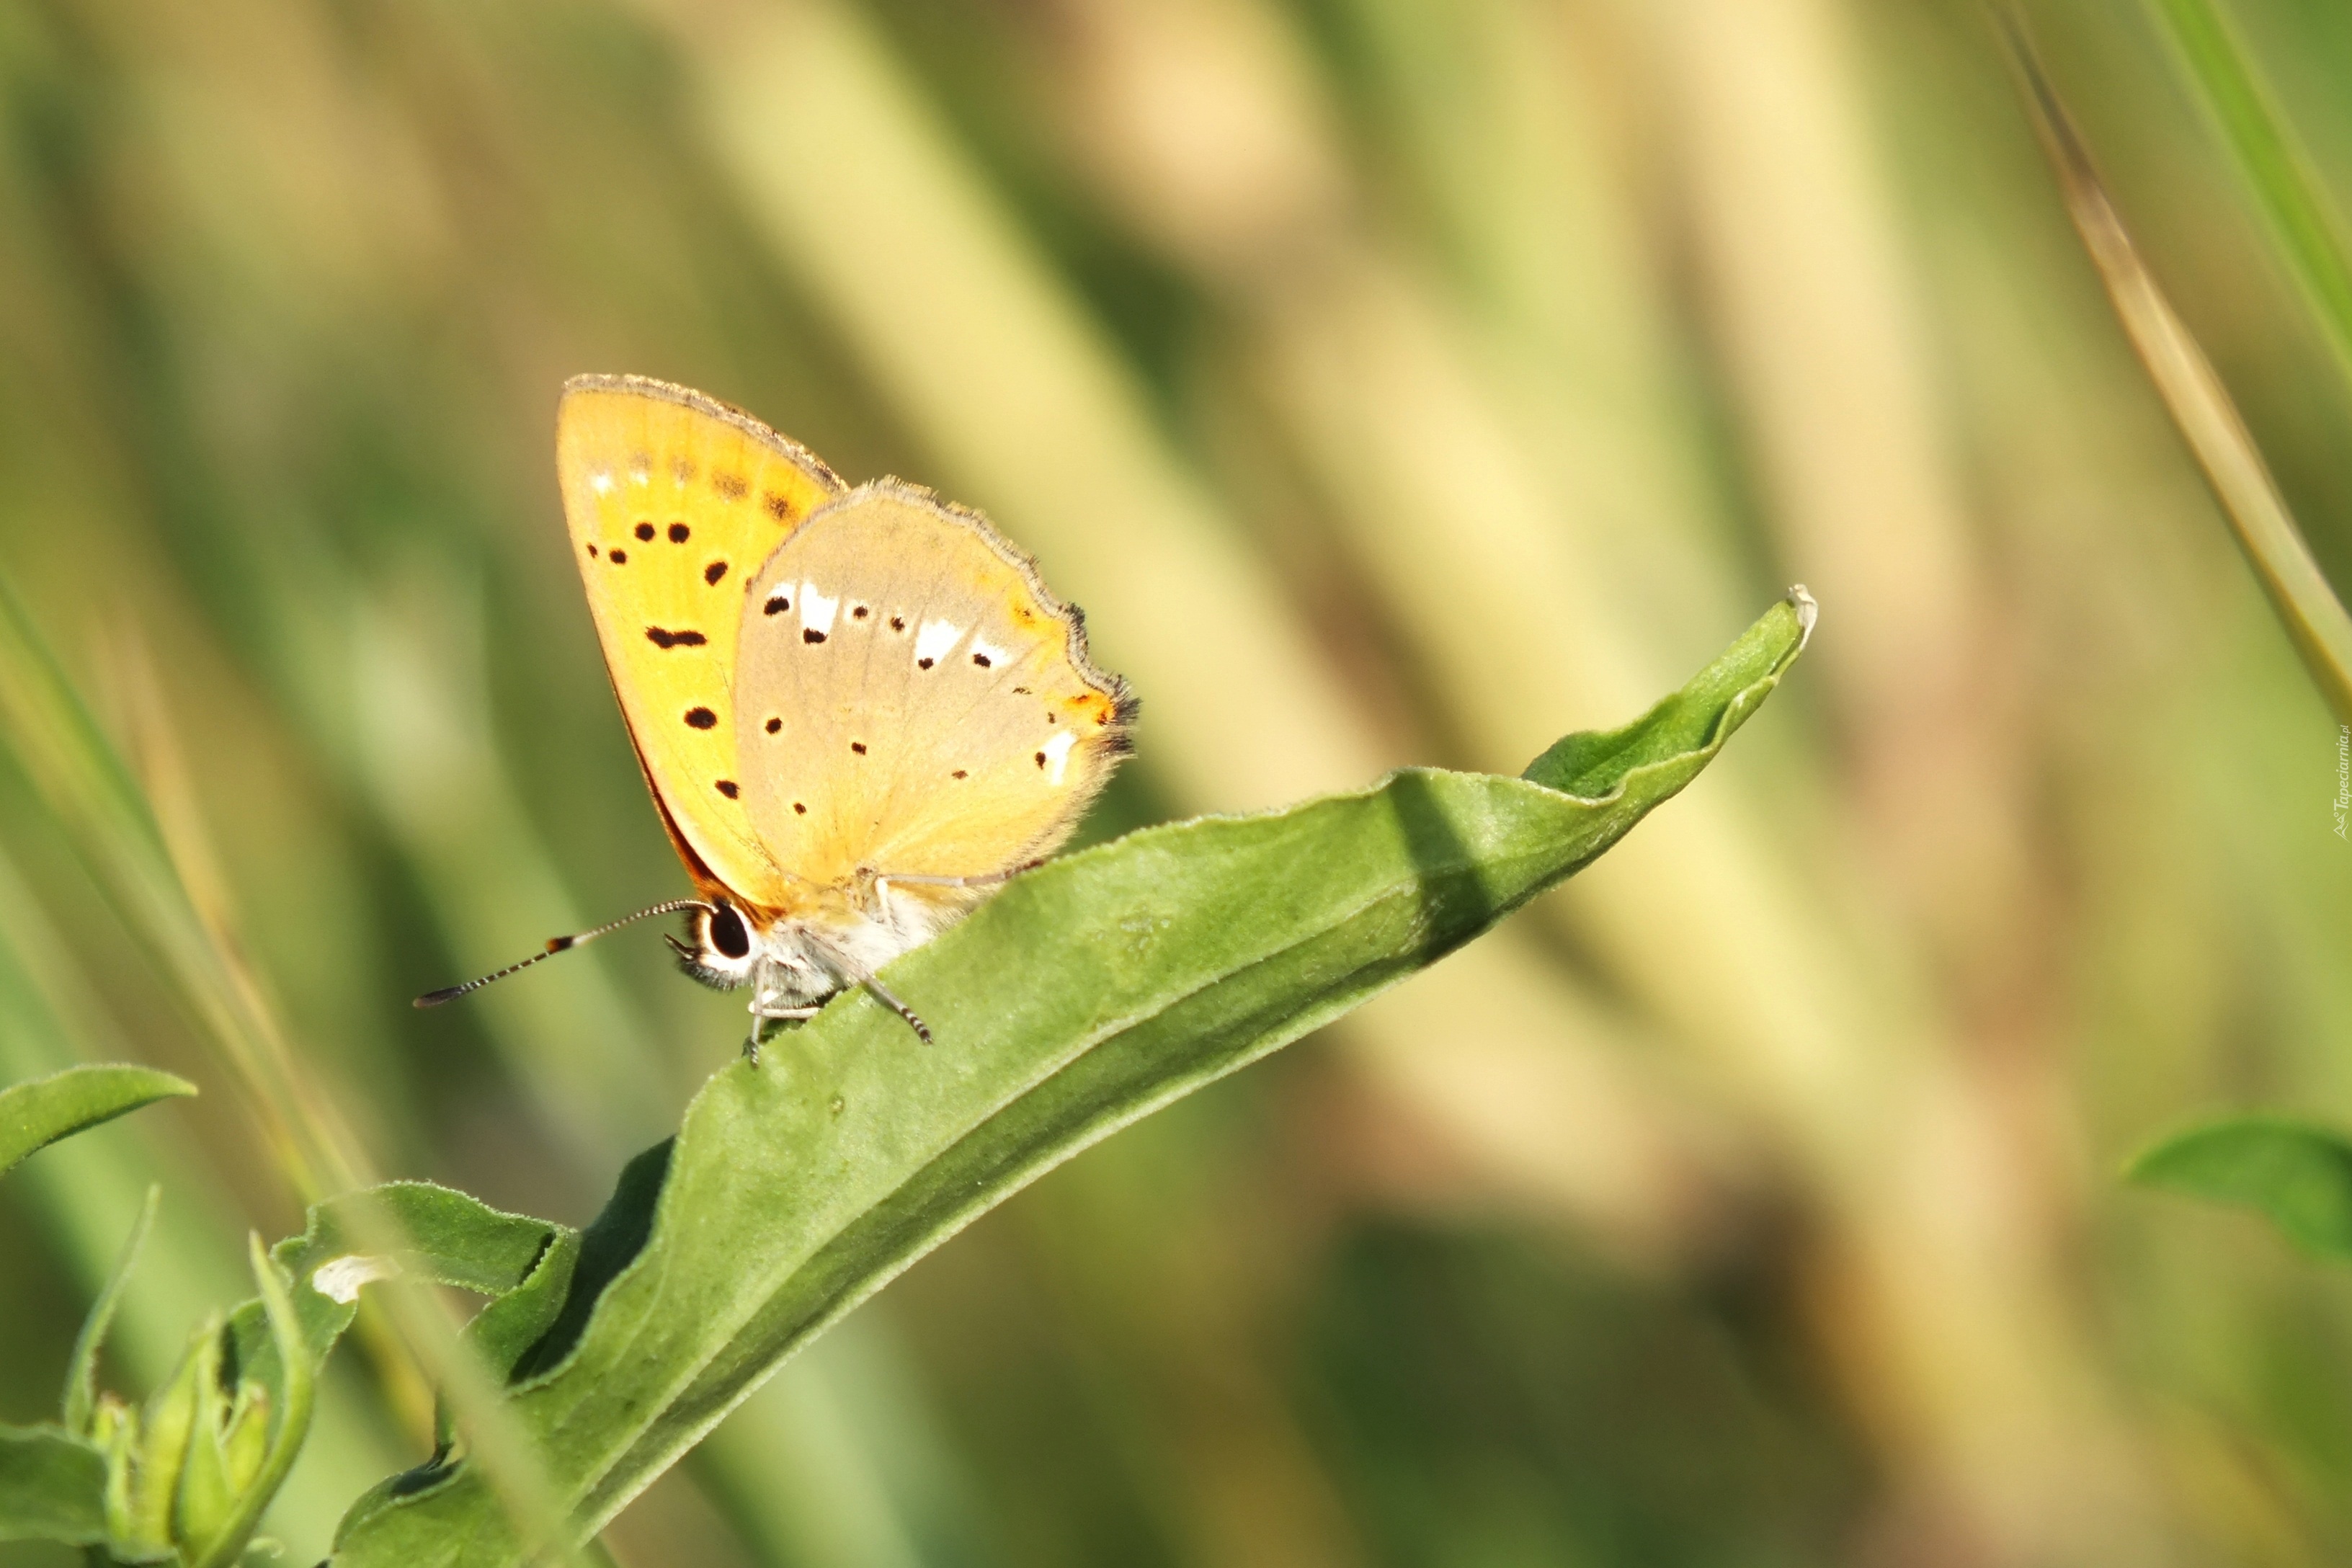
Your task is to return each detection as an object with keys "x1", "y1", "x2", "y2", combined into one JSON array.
[{"x1": 0, "y1": 1064, "x2": 195, "y2": 1180}]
